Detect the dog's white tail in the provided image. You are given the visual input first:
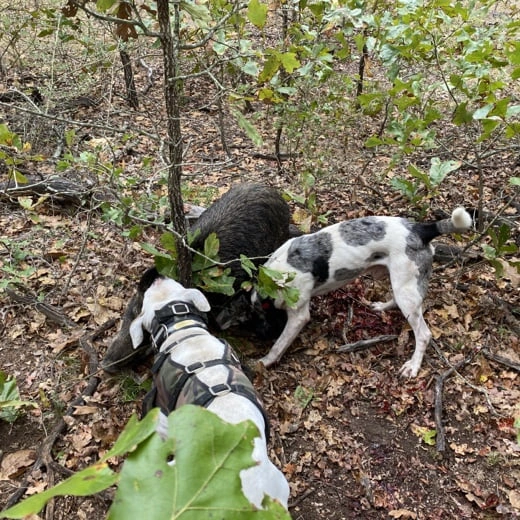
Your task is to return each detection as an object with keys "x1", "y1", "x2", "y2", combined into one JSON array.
[
  {"x1": 414, "y1": 208, "x2": 472, "y2": 244},
  {"x1": 438, "y1": 207, "x2": 473, "y2": 234}
]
